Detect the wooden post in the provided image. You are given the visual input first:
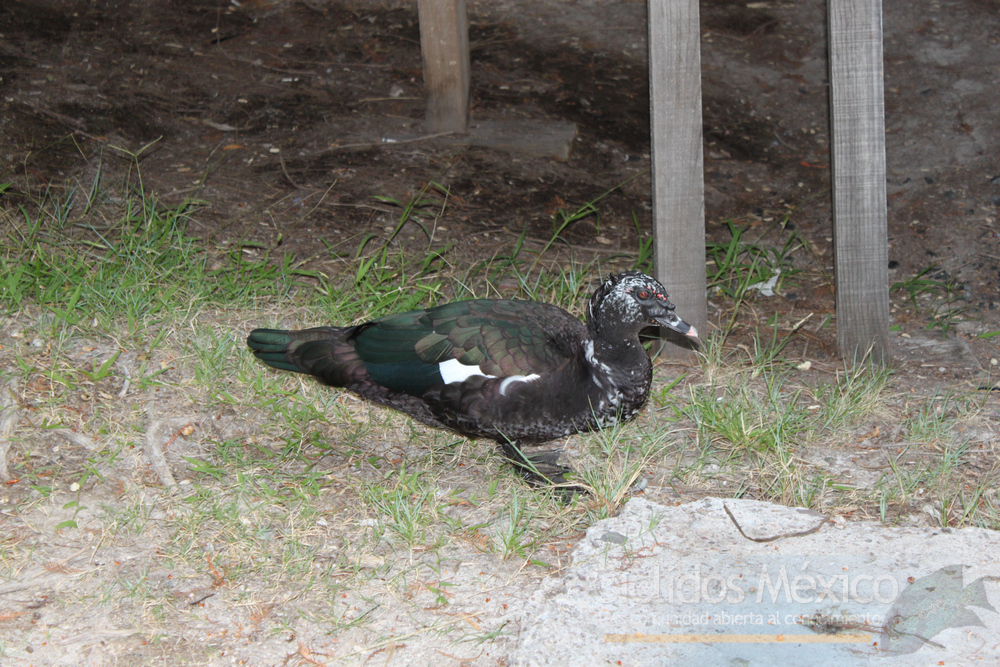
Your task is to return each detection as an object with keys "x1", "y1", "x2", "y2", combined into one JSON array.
[
  {"x1": 417, "y1": 0, "x2": 470, "y2": 134},
  {"x1": 828, "y1": 0, "x2": 890, "y2": 361},
  {"x1": 648, "y1": 0, "x2": 707, "y2": 353}
]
